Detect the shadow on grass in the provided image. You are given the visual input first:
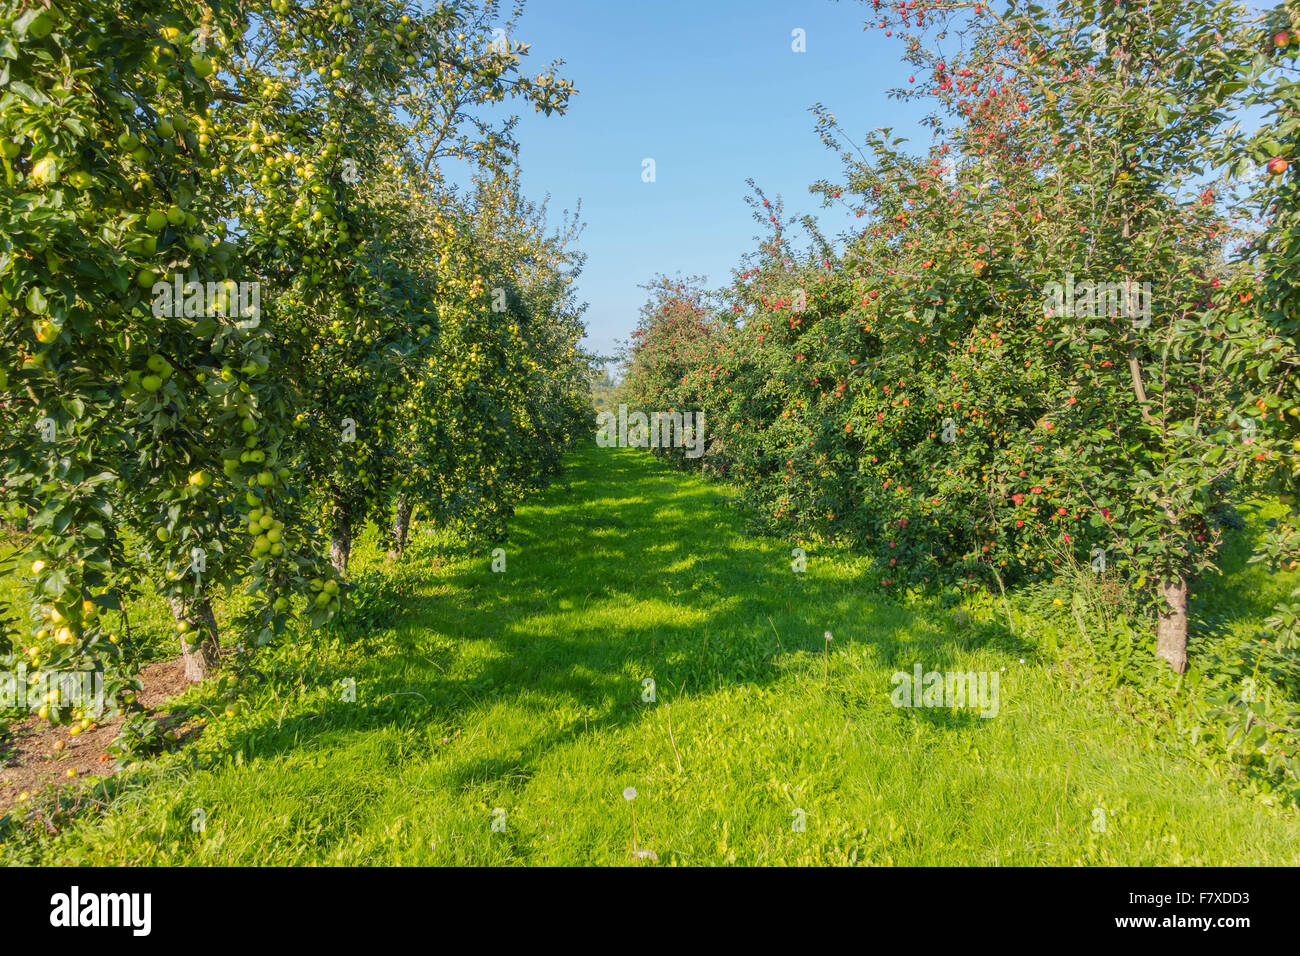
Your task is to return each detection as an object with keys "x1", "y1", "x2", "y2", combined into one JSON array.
[
  {"x1": 1185, "y1": 500, "x2": 1300, "y2": 707},
  {"x1": 216, "y1": 445, "x2": 1019, "y2": 784}
]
